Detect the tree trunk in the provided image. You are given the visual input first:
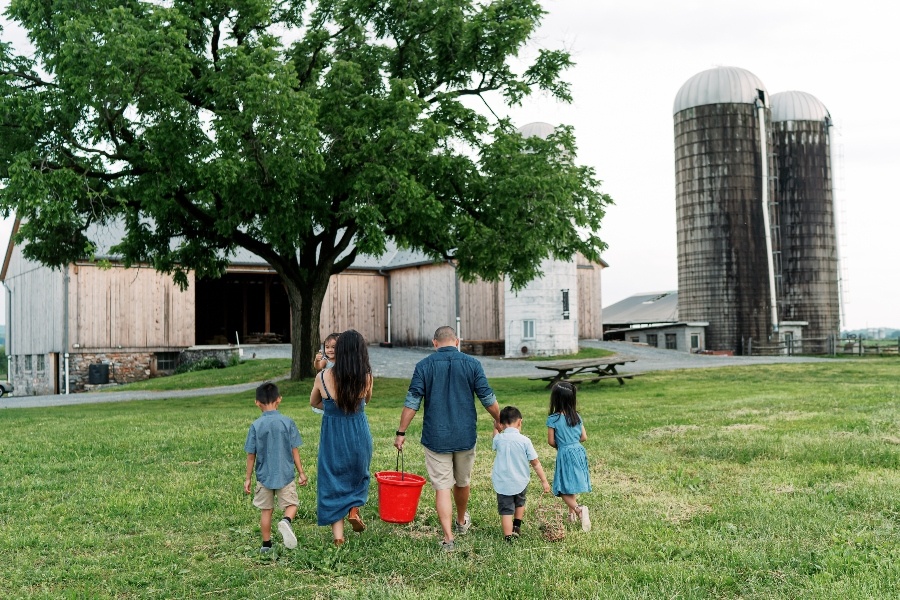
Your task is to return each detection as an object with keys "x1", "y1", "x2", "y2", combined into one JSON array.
[{"x1": 282, "y1": 272, "x2": 331, "y2": 380}]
